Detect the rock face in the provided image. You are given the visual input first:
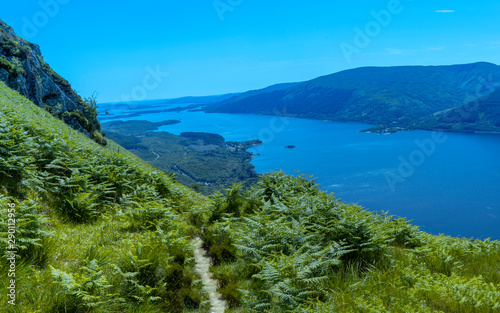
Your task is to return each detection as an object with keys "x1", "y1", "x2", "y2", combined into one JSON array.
[{"x1": 0, "y1": 19, "x2": 105, "y2": 144}]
